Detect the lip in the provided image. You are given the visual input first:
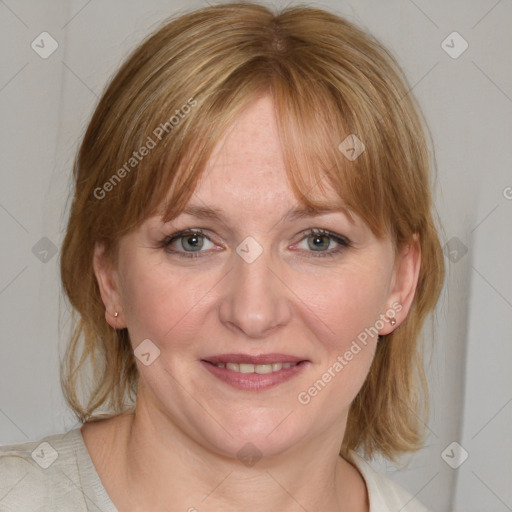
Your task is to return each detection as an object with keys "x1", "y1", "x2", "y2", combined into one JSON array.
[{"x1": 200, "y1": 353, "x2": 310, "y2": 391}]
